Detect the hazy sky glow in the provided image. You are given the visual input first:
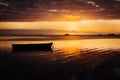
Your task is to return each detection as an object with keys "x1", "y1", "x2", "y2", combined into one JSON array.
[{"x1": 0, "y1": 20, "x2": 120, "y2": 35}]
